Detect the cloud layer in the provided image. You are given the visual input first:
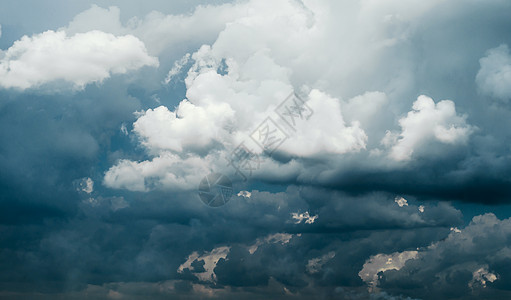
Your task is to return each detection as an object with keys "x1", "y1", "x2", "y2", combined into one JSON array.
[{"x1": 1, "y1": 0, "x2": 511, "y2": 299}]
